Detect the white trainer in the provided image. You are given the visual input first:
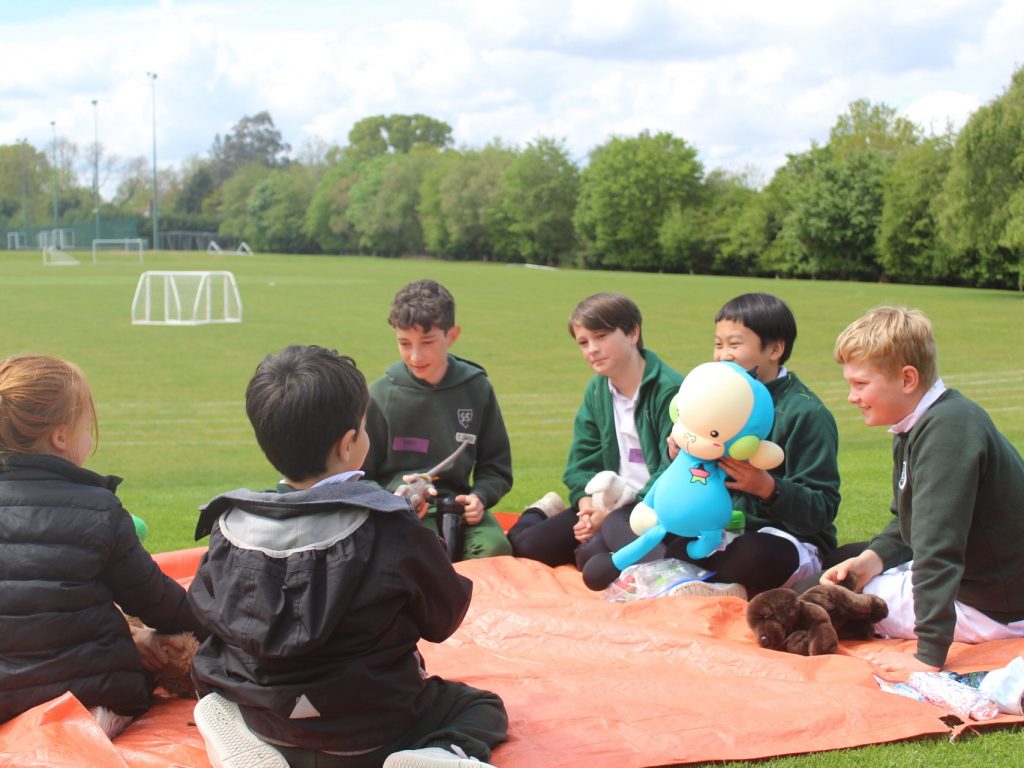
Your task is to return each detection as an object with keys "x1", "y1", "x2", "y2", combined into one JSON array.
[
  {"x1": 383, "y1": 745, "x2": 494, "y2": 767},
  {"x1": 667, "y1": 580, "x2": 748, "y2": 600},
  {"x1": 527, "y1": 491, "x2": 566, "y2": 518},
  {"x1": 193, "y1": 692, "x2": 289, "y2": 768}
]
